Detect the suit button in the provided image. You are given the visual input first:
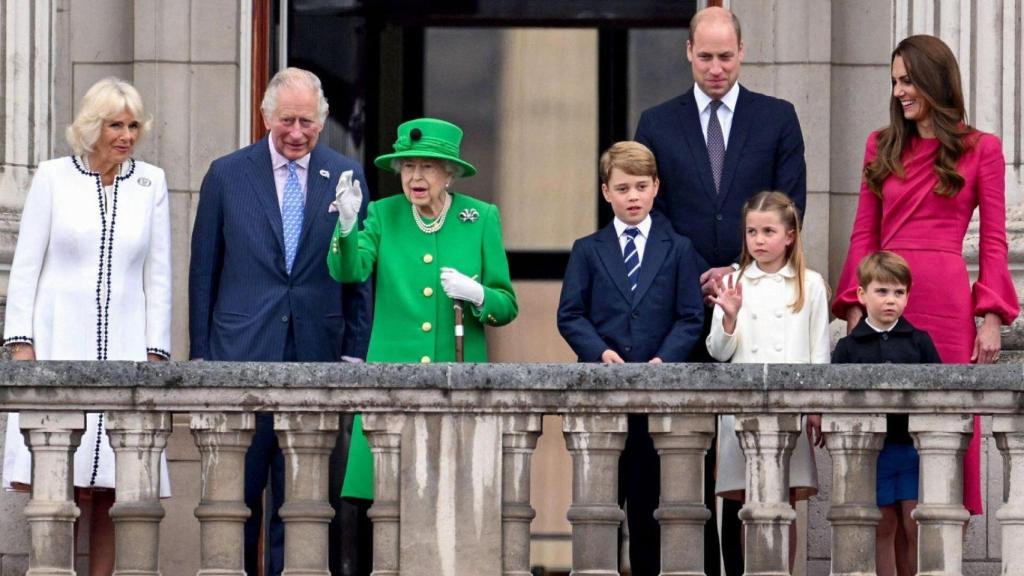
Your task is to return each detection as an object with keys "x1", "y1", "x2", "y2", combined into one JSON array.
[
  {"x1": 631, "y1": 311, "x2": 639, "y2": 319},
  {"x1": 281, "y1": 315, "x2": 289, "y2": 323},
  {"x1": 624, "y1": 345, "x2": 632, "y2": 352},
  {"x1": 423, "y1": 287, "x2": 434, "y2": 297},
  {"x1": 421, "y1": 356, "x2": 431, "y2": 363},
  {"x1": 715, "y1": 214, "x2": 723, "y2": 221},
  {"x1": 423, "y1": 254, "x2": 433, "y2": 264},
  {"x1": 422, "y1": 322, "x2": 432, "y2": 332}
]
